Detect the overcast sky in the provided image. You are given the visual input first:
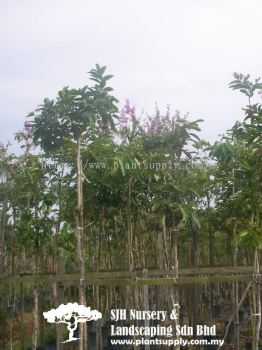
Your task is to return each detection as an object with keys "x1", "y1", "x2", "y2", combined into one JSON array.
[{"x1": 1, "y1": 0, "x2": 261, "y2": 150}]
